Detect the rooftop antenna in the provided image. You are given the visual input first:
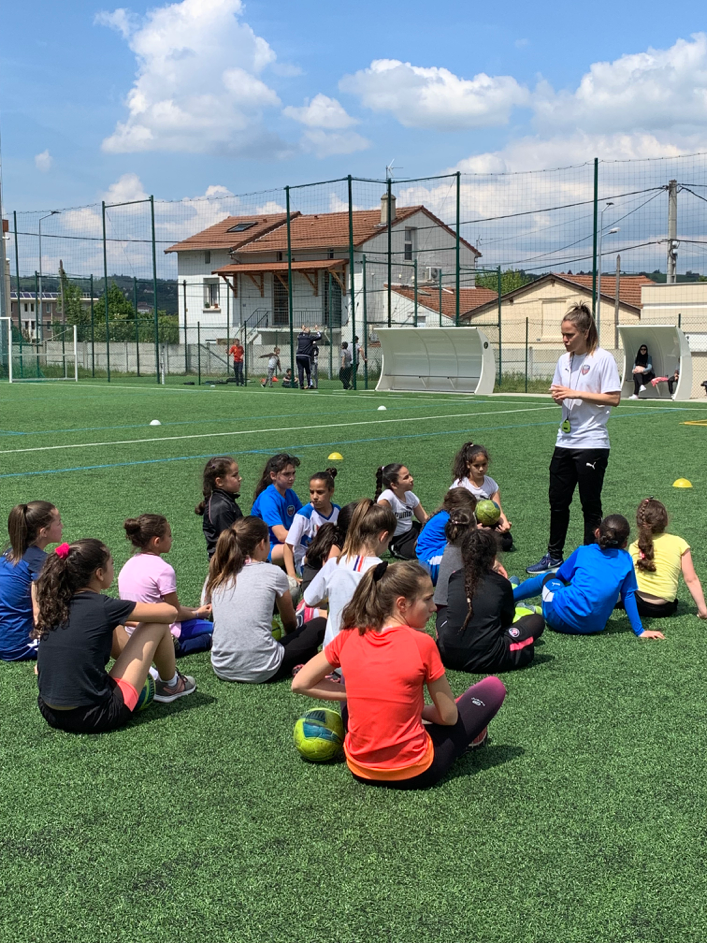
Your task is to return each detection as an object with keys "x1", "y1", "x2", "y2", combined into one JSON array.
[{"x1": 385, "y1": 159, "x2": 402, "y2": 180}]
